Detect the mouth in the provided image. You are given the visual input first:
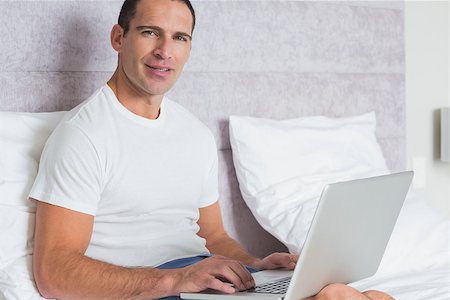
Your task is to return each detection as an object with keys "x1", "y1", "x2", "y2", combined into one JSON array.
[
  {"x1": 149, "y1": 66, "x2": 170, "y2": 72},
  {"x1": 146, "y1": 64, "x2": 172, "y2": 73}
]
